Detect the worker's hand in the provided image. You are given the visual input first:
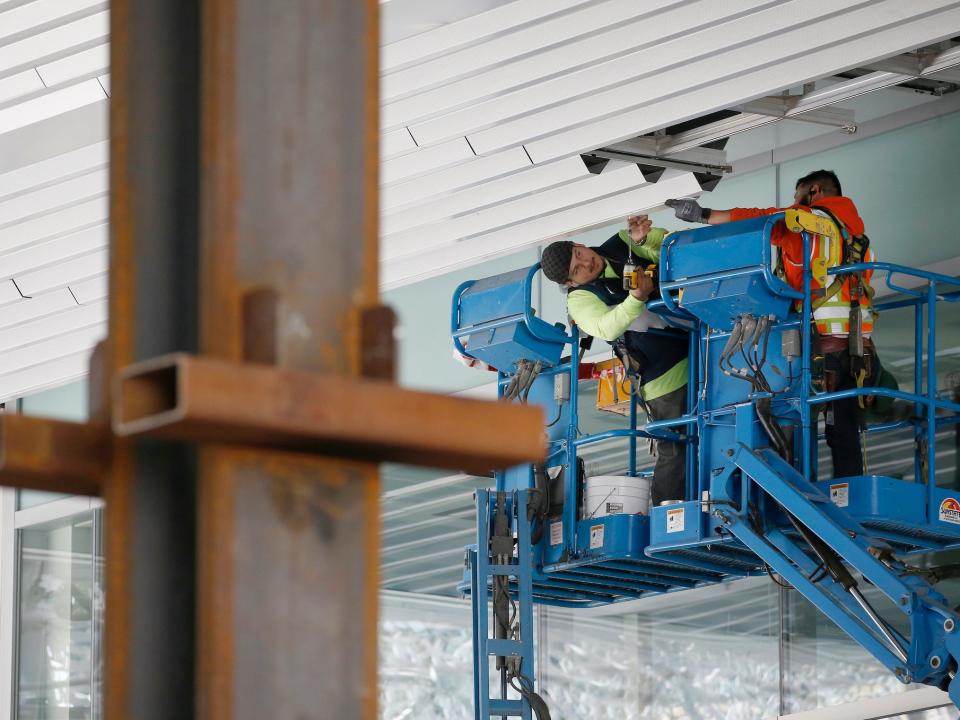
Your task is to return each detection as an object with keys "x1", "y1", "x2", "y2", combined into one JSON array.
[
  {"x1": 627, "y1": 214, "x2": 652, "y2": 244},
  {"x1": 665, "y1": 198, "x2": 710, "y2": 223},
  {"x1": 629, "y1": 271, "x2": 654, "y2": 301}
]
